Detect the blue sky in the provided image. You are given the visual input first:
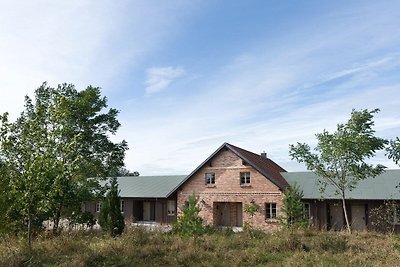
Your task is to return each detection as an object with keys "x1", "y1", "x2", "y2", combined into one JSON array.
[{"x1": 1, "y1": 1, "x2": 400, "y2": 174}]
